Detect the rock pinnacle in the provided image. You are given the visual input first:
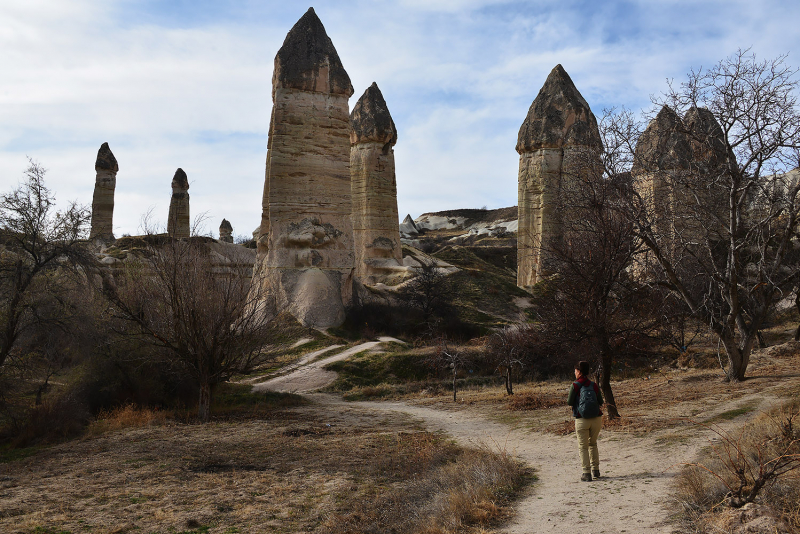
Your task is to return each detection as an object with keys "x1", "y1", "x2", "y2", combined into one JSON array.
[
  {"x1": 516, "y1": 64, "x2": 601, "y2": 153},
  {"x1": 350, "y1": 82, "x2": 397, "y2": 147},
  {"x1": 273, "y1": 7, "x2": 353, "y2": 97}
]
